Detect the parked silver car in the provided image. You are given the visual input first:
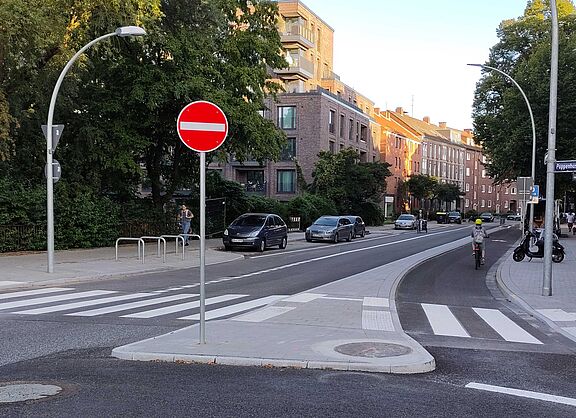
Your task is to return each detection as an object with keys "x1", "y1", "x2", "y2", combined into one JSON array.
[
  {"x1": 305, "y1": 216, "x2": 354, "y2": 243},
  {"x1": 394, "y1": 214, "x2": 417, "y2": 230}
]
